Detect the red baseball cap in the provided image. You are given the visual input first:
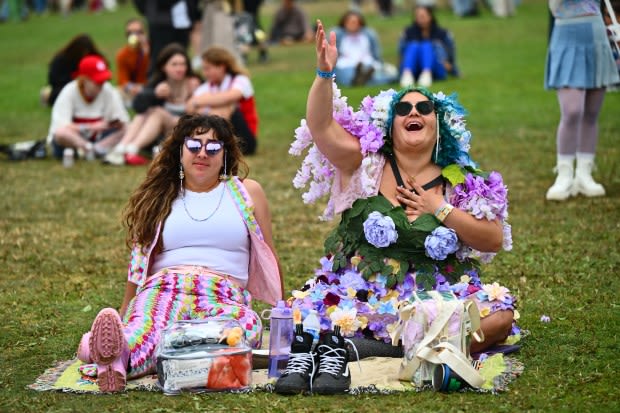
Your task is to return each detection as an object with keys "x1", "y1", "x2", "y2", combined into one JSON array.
[{"x1": 74, "y1": 55, "x2": 112, "y2": 84}]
